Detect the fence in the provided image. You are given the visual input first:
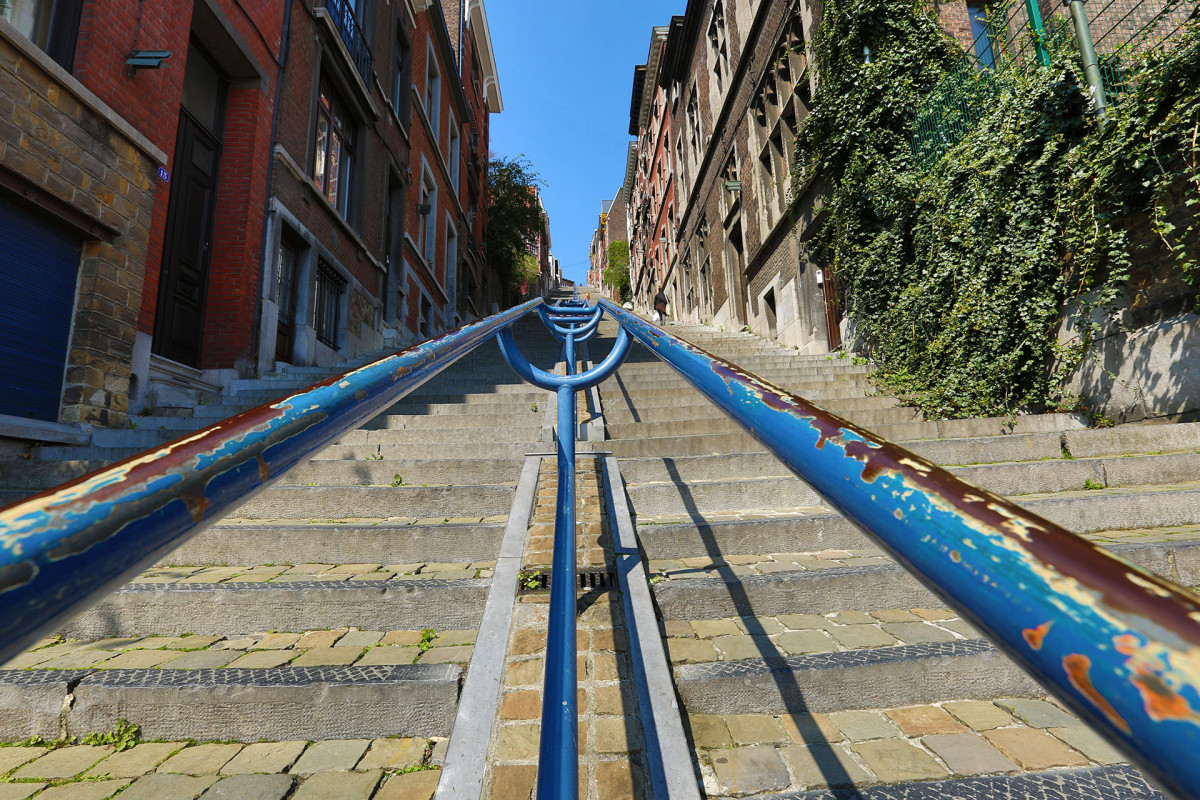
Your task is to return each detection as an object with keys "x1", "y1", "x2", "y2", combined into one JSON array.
[{"x1": 910, "y1": 0, "x2": 1197, "y2": 169}]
